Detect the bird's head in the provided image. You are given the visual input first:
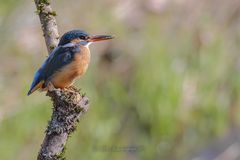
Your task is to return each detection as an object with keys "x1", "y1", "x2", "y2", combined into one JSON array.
[{"x1": 58, "y1": 30, "x2": 113, "y2": 47}]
